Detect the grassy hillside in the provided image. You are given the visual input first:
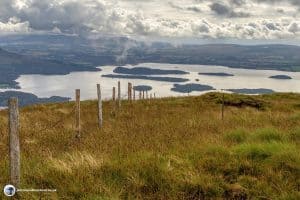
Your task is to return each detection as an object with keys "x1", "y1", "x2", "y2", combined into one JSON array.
[{"x1": 0, "y1": 93, "x2": 299, "y2": 199}]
